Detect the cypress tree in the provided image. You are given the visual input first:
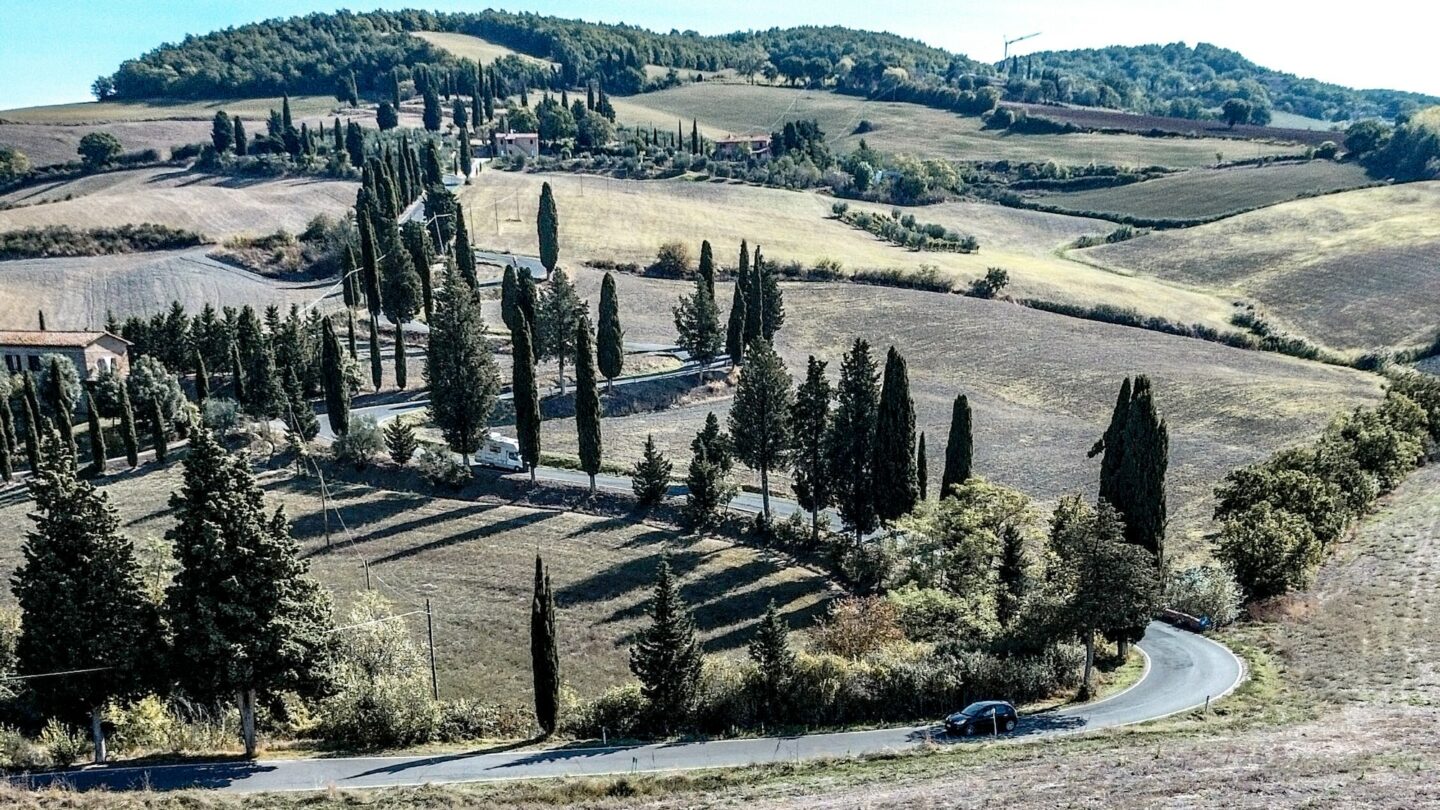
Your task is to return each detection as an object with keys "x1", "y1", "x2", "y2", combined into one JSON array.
[
  {"x1": 728, "y1": 339, "x2": 792, "y2": 521},
  {"x1": 539, "y1": 269, "x2": 583, "y2": 395},
  {"x1": 424, "y1": 266, "x2": 499, "y2": 456},
  {"x1": 368, "y1": 315, "x2": 383, "y2": 391},
  {"x1": 1091, "y1": 377, "x2": 1133, "y2": 509},
  {"x1": 359, "y1": 214, "x2": 382, "y2": 316},
  {"x1": 631, "y1": 434, "x2": 672, "y2": 506},
  {"x1": 423, "y1": 86, "x2": 442, "y2": 132},
  {"x1": 742, "y1": 259, "x2": 764, "y2": 346},
  {"x1": 0, "y1": 383, "x2": 15, "y2": 455},
  {"x1": 827, "y1": 339, "x2": 879, "y2": 540},
  {"x1": 517, "y1": 271, "x2": 539, "y2": 338},
  {"x1": 344, "y1": 121, "x2": 363, "y2": 167},
  {"x1": 194, "y1": 353, "x2": 210, "y2": 406},
  {"x1": 423, "y1": 140, "x2": 443, "y2": 188},
  {"x1": 211, "y1": 110, "x2": 232, "y2": 153},
  {"x1": 165, "y1": 429, "x2": 333, "y2": 757},
  {"x1": 512, "y1": 311, "x2": 542, "y2": 482},
  {"x1": 0, "y1": 432, "x2": 9, "y2": 483},
  {"x1": 725, "y1": 275, "x2": 747, "y2": 366},
  {"x1": 917, "y1": 432, "x2": 928, "y2": 501},
  {"x1": 597, "y1": 272, "x2": 624, "y2": 390},
  {"x1": 346, "y1": 309, "x2": 358, "y2": 359},
  {"x1": 530, "y1": 555, "x2": 561, "y2": 735},
  {"x1": 281, "y1": 365, "x2": 318, "y2": 442},
  {"x1": 117, "y1": 382, "x2": 138, "y2": 469},
  {"x1": 45, "y1": 358, "x2": 76, "y2": 461},
  {"x1": 229, "y1": 340, "x2": 247, "y2": 405},
  {"x1": 697, "y1": 240, "x2": 715, "y2": 299},
  {"x1": 996, "y1": 525, "x2": 1028, "y2": 629},
  {"x1": 872, "y1": 347, "x2": 917, "y2": 522},
  {"x1": 321, "y1": 317, "x2": 350, "y2": 436},
  {"x1": 401, "y1": 221, "x2": 435, "y2": 321},
  {"x1": 574, "y1": 315, "x2": 603, "y2": 494},
  {"x1": 790, "y1": 356, "x2": 833, "y2": 545},
  {"x1": 537, "y1": 182, "x2": 559, "y2": 275},
  {"x1": 690, "y1": 118, "x2": 699, "y2": 154},
  {"x1": 941, "y1": 394, "x2": 973, "y2": 498},
  {"x1": 748, "y1": 600, "x2": 795, "y2": 723},
  {"x1": 630, "y1": 557, "x2": 703, "y2": 733},
  {"x1": 673, "y1": 272, "x2": 722, "y2": 383},
  {"x1": 149, "y1": 395, "x2": 167, "y2": 463},
  {"x1": 1120, "y1": 376, "x2": 1169, "y2": 563},
  {"x1": 756, "y1": 247, "x2": 783, "y2": 341},
  {"x1": 15, "y1": 433, "x2": 159, "y2": 764},
  {"x1": 454, "y1": 207, "x2": 478, "y2": 288},
  {"x1": 501, "y1": 264, "x2": 522, "y2": 334},
  {"x1": 233, "y1": 116, "x2": 247, "y2": 156},
  {"x1": 20, "y1": 374, "x2": 42, "y2": 472},
  {"x1": 84, "y1": 390, "x2": 106, "y2": 477}
]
